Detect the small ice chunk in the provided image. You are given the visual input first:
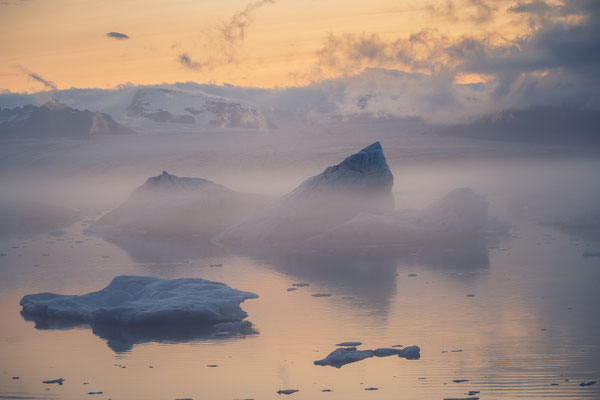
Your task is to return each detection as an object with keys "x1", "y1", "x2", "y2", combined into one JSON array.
[
  {"x1": 452, "y1": 379, "x2": 469, "y2": 383},
  {"x1": 314, "y1": 347, "x2": 375, "y2": 368},
  {"x1": 315, "y1": 345, "x2": 420, "y2": 367},
  {"x1": 373, "y1": 348, "x2": 404, "y2": 357},
  {"x1": 364, "y1": 387, "x2": 378, "y2": 391},
  {"x1": 335, "y1": 342, "x2": 362, "y2": 347},
  {"x1": 580, "y1": 381, "x2": 597, "y2": 386},
  {"x1": 321, "y1": 389, "x2": 333, "y2": 392},
  {"x1": 286, "y1": 288, "x2": 298, "y2": 292},
  {"x1": 443, "y1": 398, "x2": 479, "y2": 400},
  {"x1": 277, "y1": 389, "x2": 299, "y2": 395},
  {"x1": 43, "y1": 378, "x2": 65, "y2": 385}
]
